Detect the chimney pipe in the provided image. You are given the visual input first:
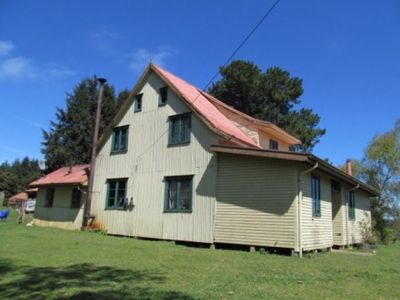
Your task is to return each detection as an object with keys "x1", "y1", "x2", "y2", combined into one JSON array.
[
  {"x1": 85, "y1": 77, "x2": 107, "y2": 227},
  {"x1": 346, "y1": 159, "x2": 352, "y2": 176}
]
